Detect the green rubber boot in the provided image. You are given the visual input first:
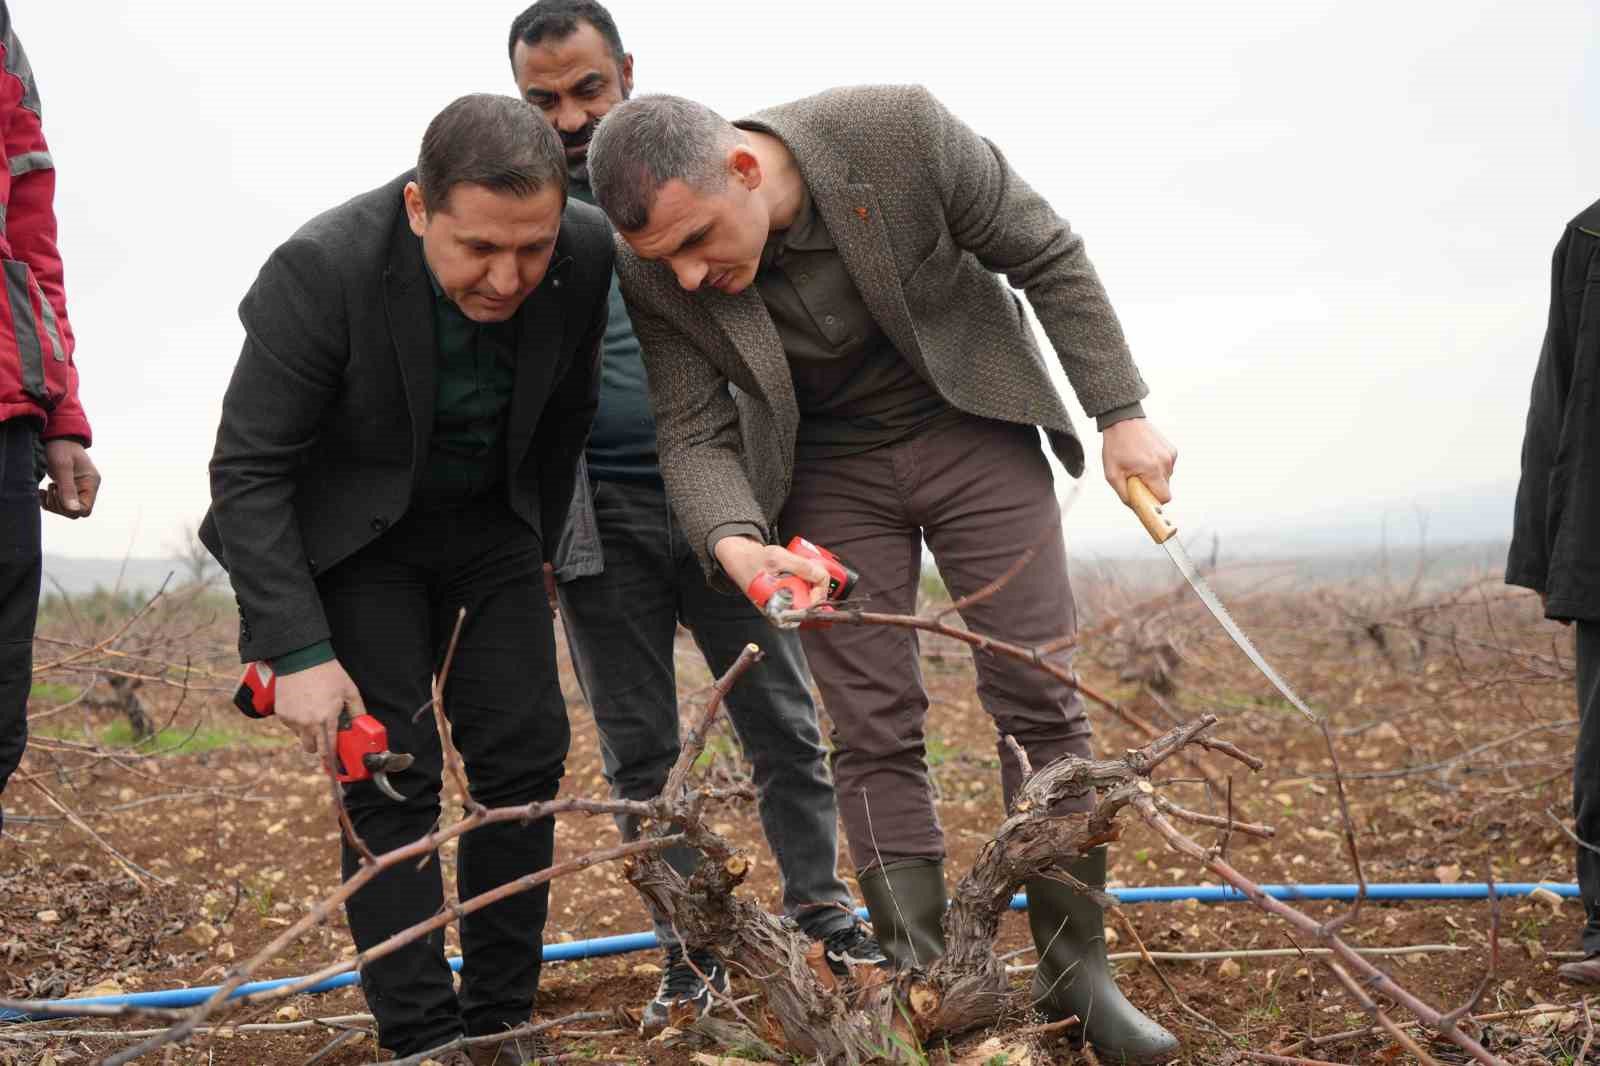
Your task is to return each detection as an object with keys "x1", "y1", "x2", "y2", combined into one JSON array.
[
  {"x1": 857, "y1": 858, "x2": 947, "y2": 970},
  {"x1": 1028, "y1": 849, "x2": 1179, "y2": 1064}
]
